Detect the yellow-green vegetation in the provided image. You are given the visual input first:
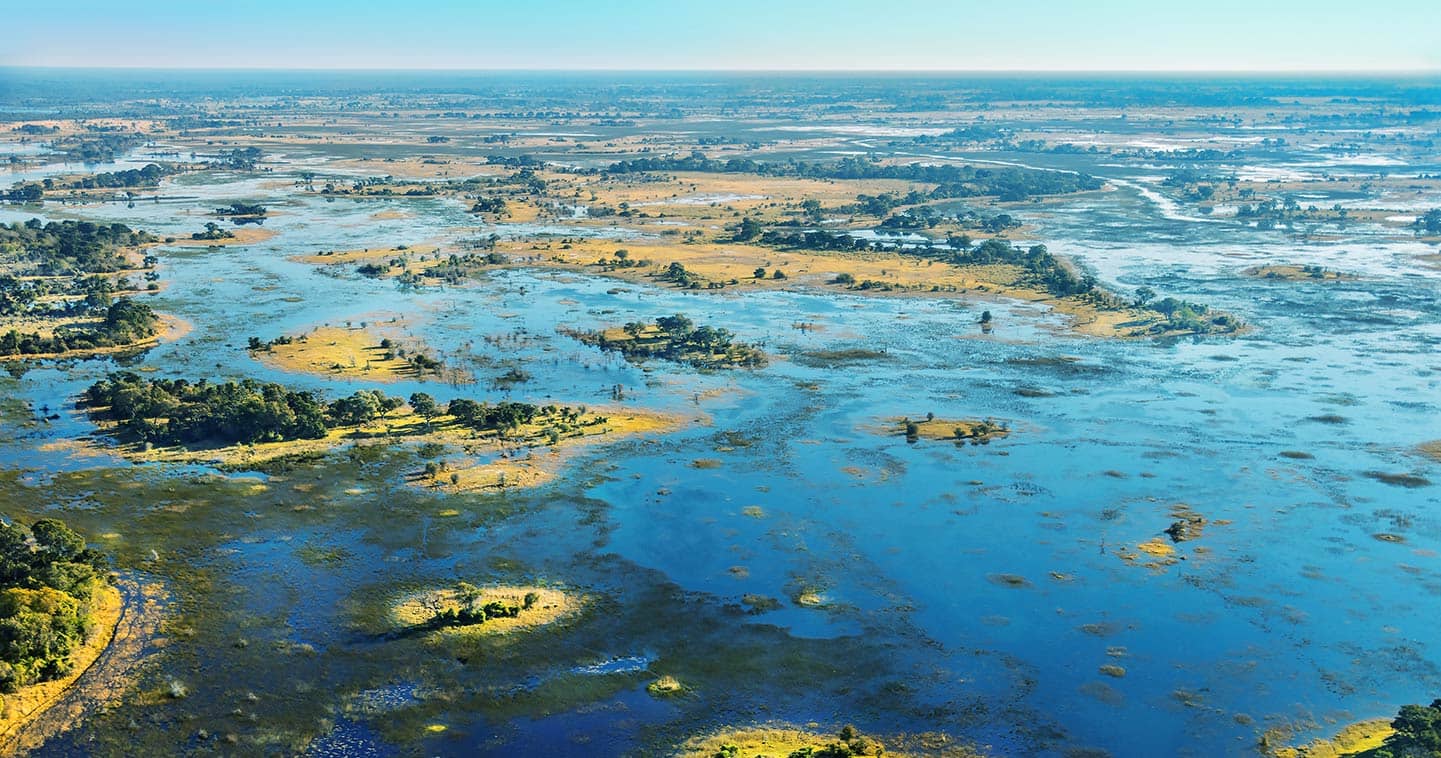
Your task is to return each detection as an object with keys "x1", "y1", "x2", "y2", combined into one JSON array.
[
  {"x1": 884, "y1": 415, "x2": 1010, "y2": 444},
  {"x1": 389, "y1": 584, "x2": 579, "y2": 638},
  {"x1": 1268, "y1": 718, "x2": 1394, "y2": 758},
  {"x1": 169, "y1": 225, "x2": 277, "y2": 247},
  {"x1": 647, "y1": 675, "x2": 685, "y2": 697},
  {"x1": 1245, "y1": 264, "x2": 1354, "y2": 281},
  {"x1": 81, "y1": 373, "x2": 688, "y2": 491},
  {"x1": 0, "y1": 519, "x2": 119, "y2": 740},
  {"x1": 677, "y1": 724, "x2": 964, "y2": 758},
  {"x1": 291, "y1": 243, "x2": 440, "y2": 266},
  {"x1": 248, "y1": 325, "x2": 467, "y2": 384},
  {"x1": 568, "y1": 314, "x2": 766, "y2": 369},
  {"x1": 1118, "y1": 503, "x2": 1214, "y2": 571},
  {"x1": 504, "y1": 237, "x2": 1221, "y2": 339}
]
